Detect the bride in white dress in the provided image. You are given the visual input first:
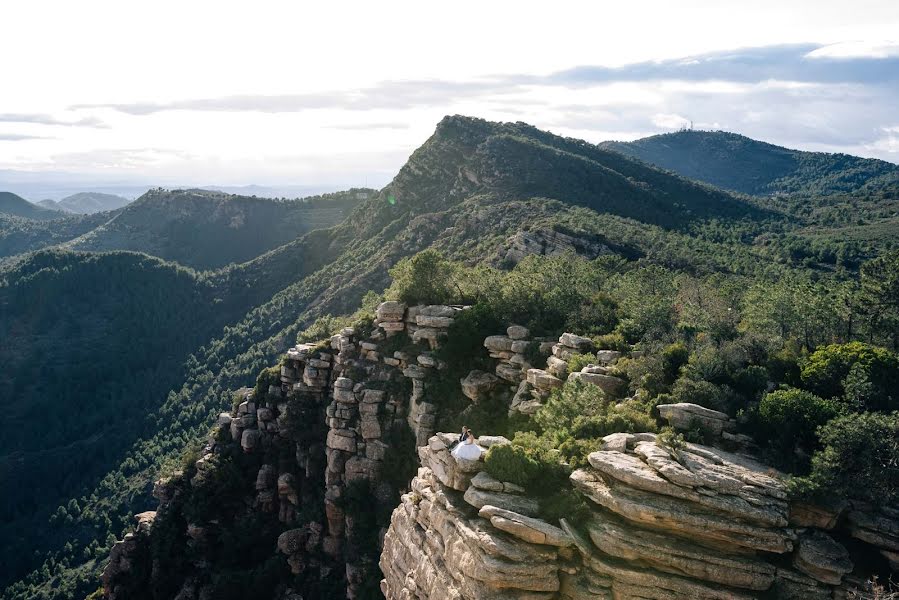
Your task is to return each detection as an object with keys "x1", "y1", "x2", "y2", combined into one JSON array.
[{"x1": 451, "y1": 429, "x2": 482, "y2": 460}]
